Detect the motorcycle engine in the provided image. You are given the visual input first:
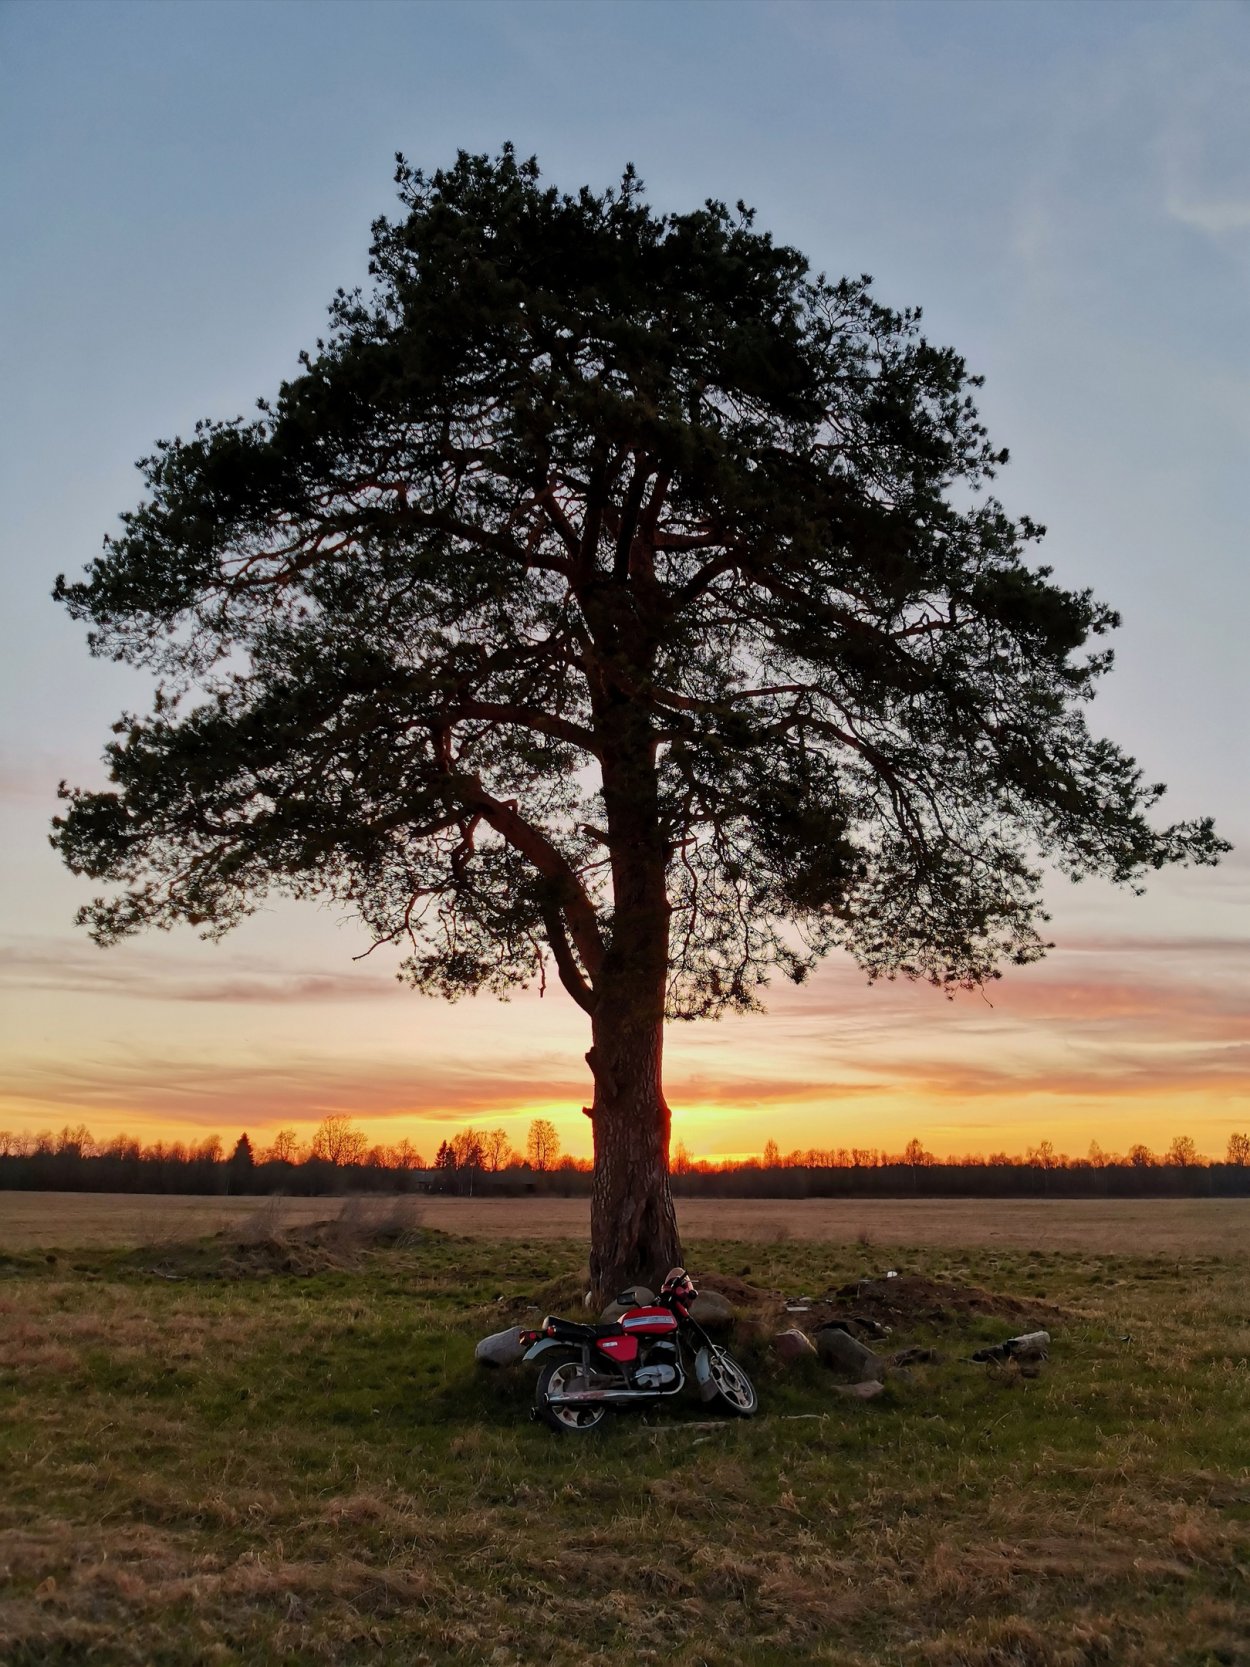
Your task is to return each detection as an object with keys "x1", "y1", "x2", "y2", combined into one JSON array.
[
  {"x1": 635, "y1": 1341, "x2": 679, "y2": 1389},
  {"x1": 634, "y1": 1363, "x2": 678, "y2": 1388}
]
